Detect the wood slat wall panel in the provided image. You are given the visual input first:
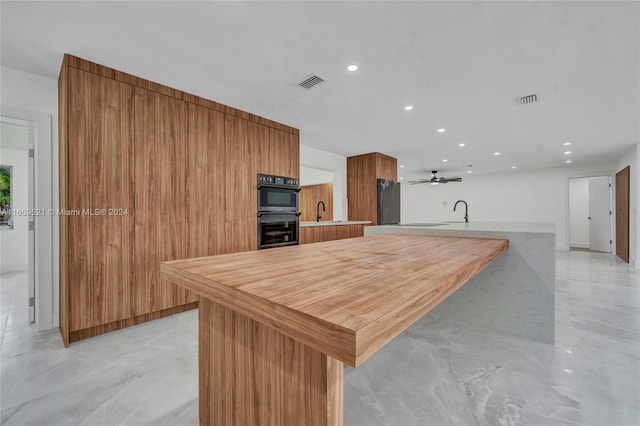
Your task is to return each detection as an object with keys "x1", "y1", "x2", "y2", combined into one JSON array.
[
  {"x1": 64, "y1": 54, "x2": 298, "y2": 135},
  {"x1": 67, "y1": 68, "x2": 135, "y2": 331},
  {"x1": 300, "y1": 183, "x2": 333, "y2": 222}
]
